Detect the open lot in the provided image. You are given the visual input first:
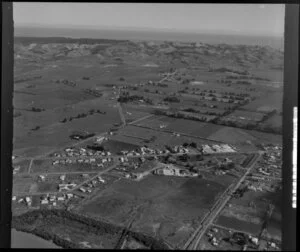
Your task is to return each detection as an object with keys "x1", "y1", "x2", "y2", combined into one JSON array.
[
  {"x1": 76, "y1": 174, "x2": 234, "y2": 248},
  {"x1": 215, "y1": 186, "x2": 282, "y2": 238}
]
